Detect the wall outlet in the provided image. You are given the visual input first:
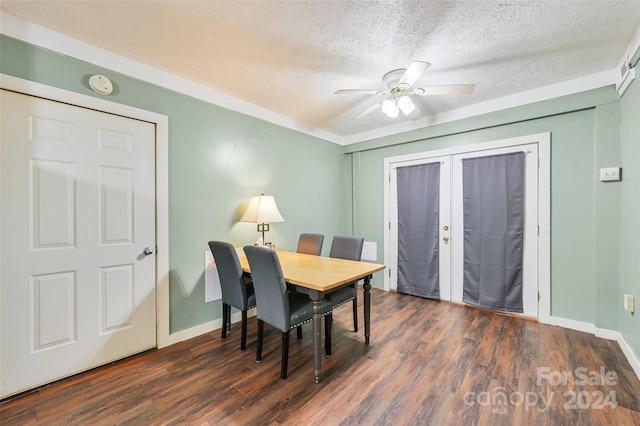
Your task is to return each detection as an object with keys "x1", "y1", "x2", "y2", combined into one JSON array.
[
  {"x1": 599, "y1": 167, "x2": 621, "y2": 181},
  {"x1": 624, "y1": 294, "x2": 635, "y2": 313}
]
